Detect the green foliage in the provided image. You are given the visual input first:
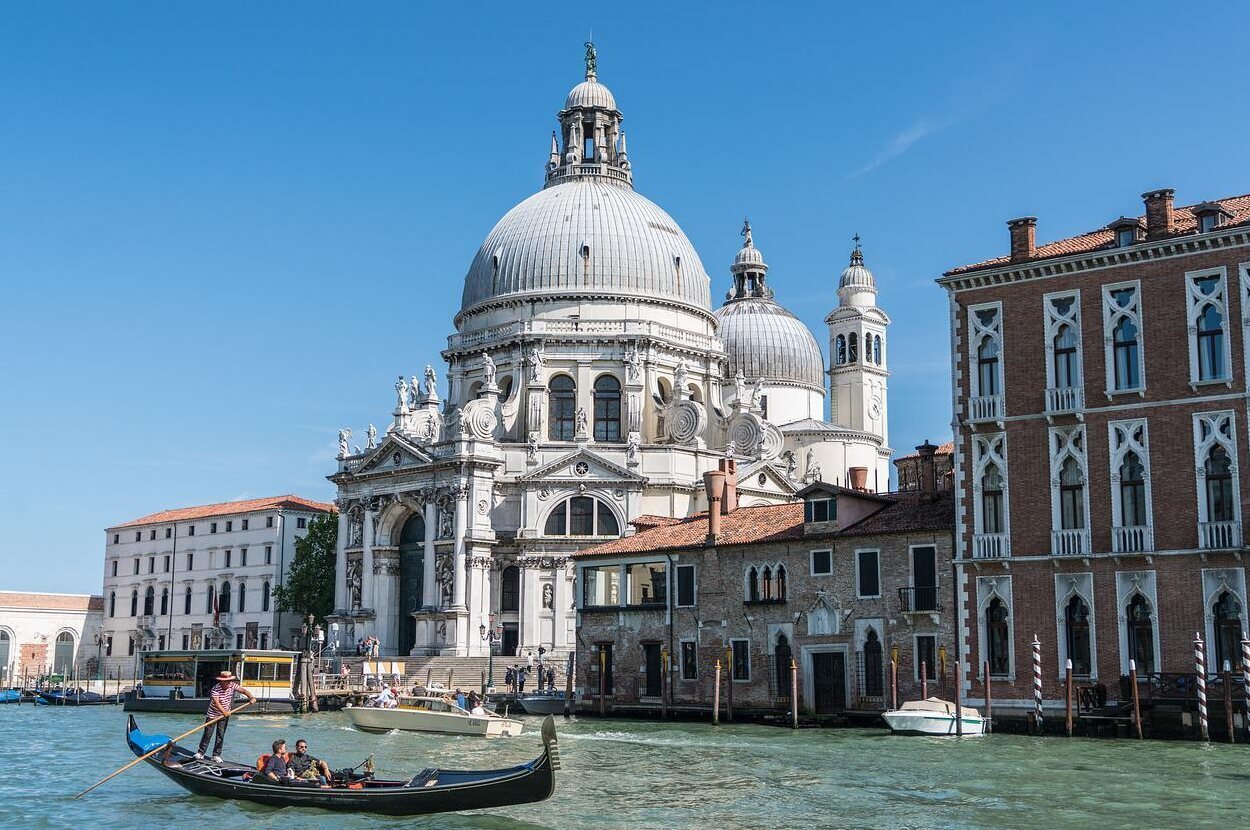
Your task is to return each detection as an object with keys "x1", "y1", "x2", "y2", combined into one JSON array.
[{"x1": 271, "y1": 512, "x2": 337, "y2": 625}]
